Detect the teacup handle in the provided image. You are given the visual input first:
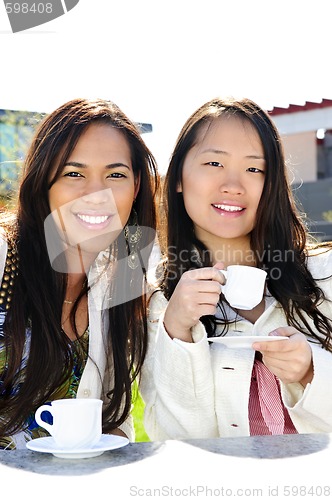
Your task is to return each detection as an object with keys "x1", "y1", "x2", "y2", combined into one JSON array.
[{"x1": 35, "y1": 404, "x2": 54, "y2": 434}]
